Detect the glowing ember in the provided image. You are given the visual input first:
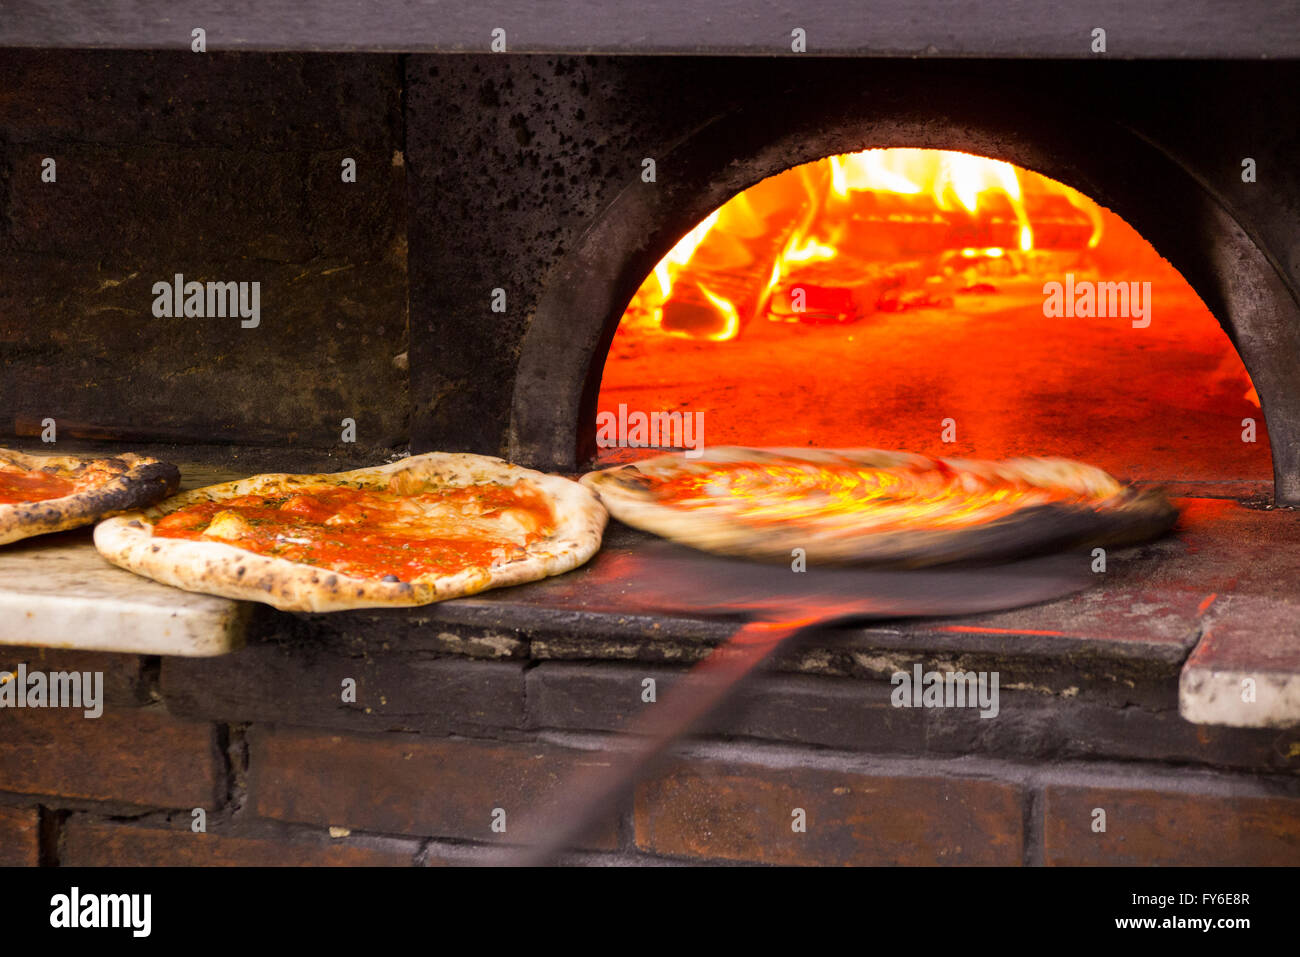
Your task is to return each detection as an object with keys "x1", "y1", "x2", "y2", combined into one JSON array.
[{"x1": 624, "y1": 148, "x2": 1107, "y2": 341}]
